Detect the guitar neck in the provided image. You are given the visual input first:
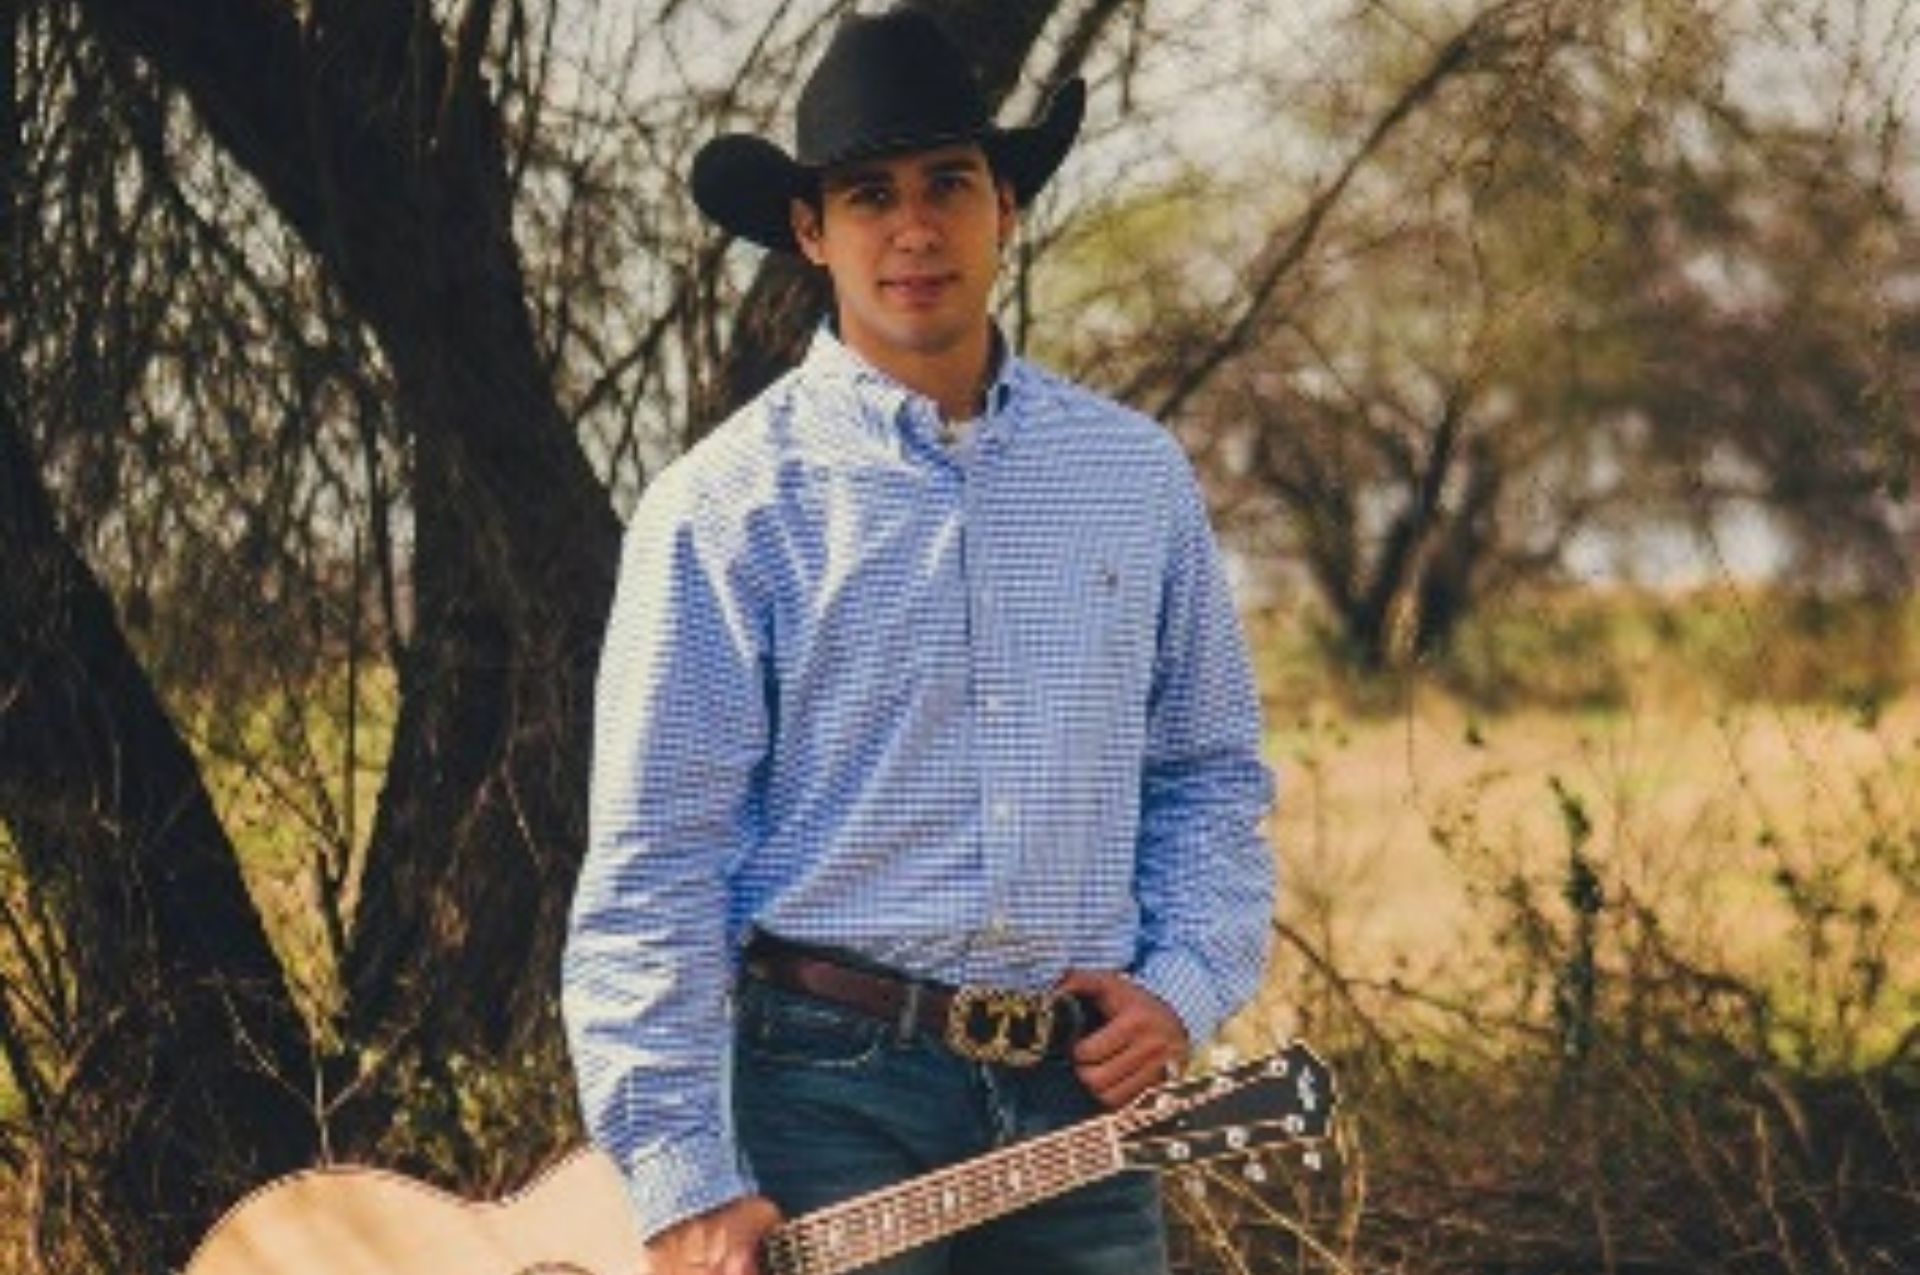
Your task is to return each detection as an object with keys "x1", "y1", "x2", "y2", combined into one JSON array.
[{"x1": 761, "y1": 1113, "x2": 1127, "y2": 1275}]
